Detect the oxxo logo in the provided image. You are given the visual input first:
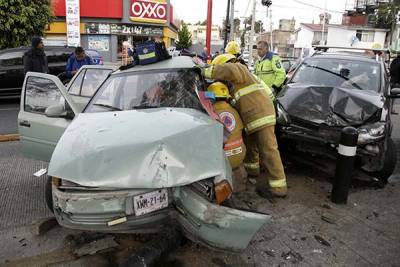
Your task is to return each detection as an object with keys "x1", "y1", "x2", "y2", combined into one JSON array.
[{"x1": 130, "y1": 0, "x2": 167, "y2": 23}]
